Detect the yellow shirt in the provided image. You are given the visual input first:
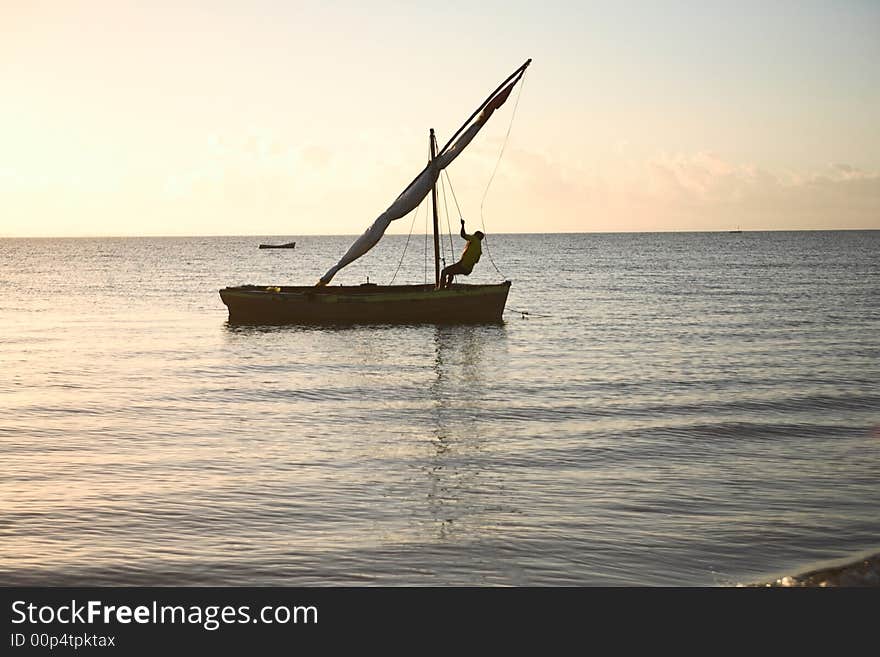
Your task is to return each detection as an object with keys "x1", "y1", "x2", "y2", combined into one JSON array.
[{"x1": 460, "y1": 236, "x2": 482, "y2": 269}]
